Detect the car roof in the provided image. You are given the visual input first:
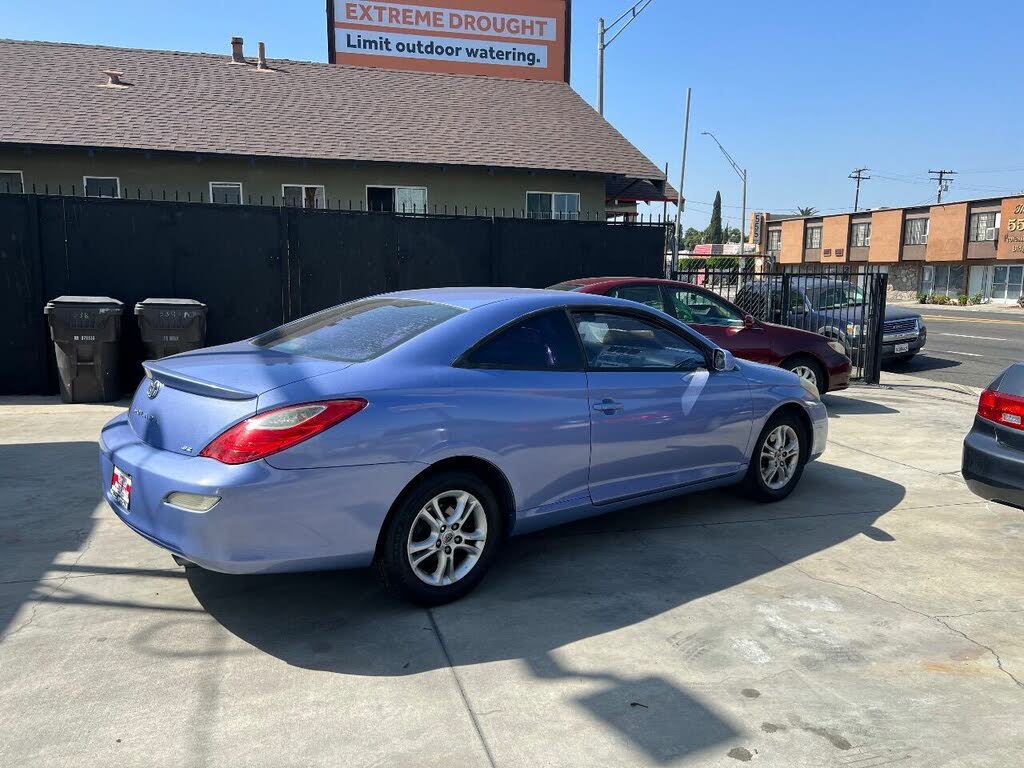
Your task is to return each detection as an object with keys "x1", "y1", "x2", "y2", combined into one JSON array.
[
  {"x1": 379, "y1": 286, "x2": 649, "y2": 312},
  {"x1": 557, "y1": 277, "x2": 702, "y2": 290}
]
